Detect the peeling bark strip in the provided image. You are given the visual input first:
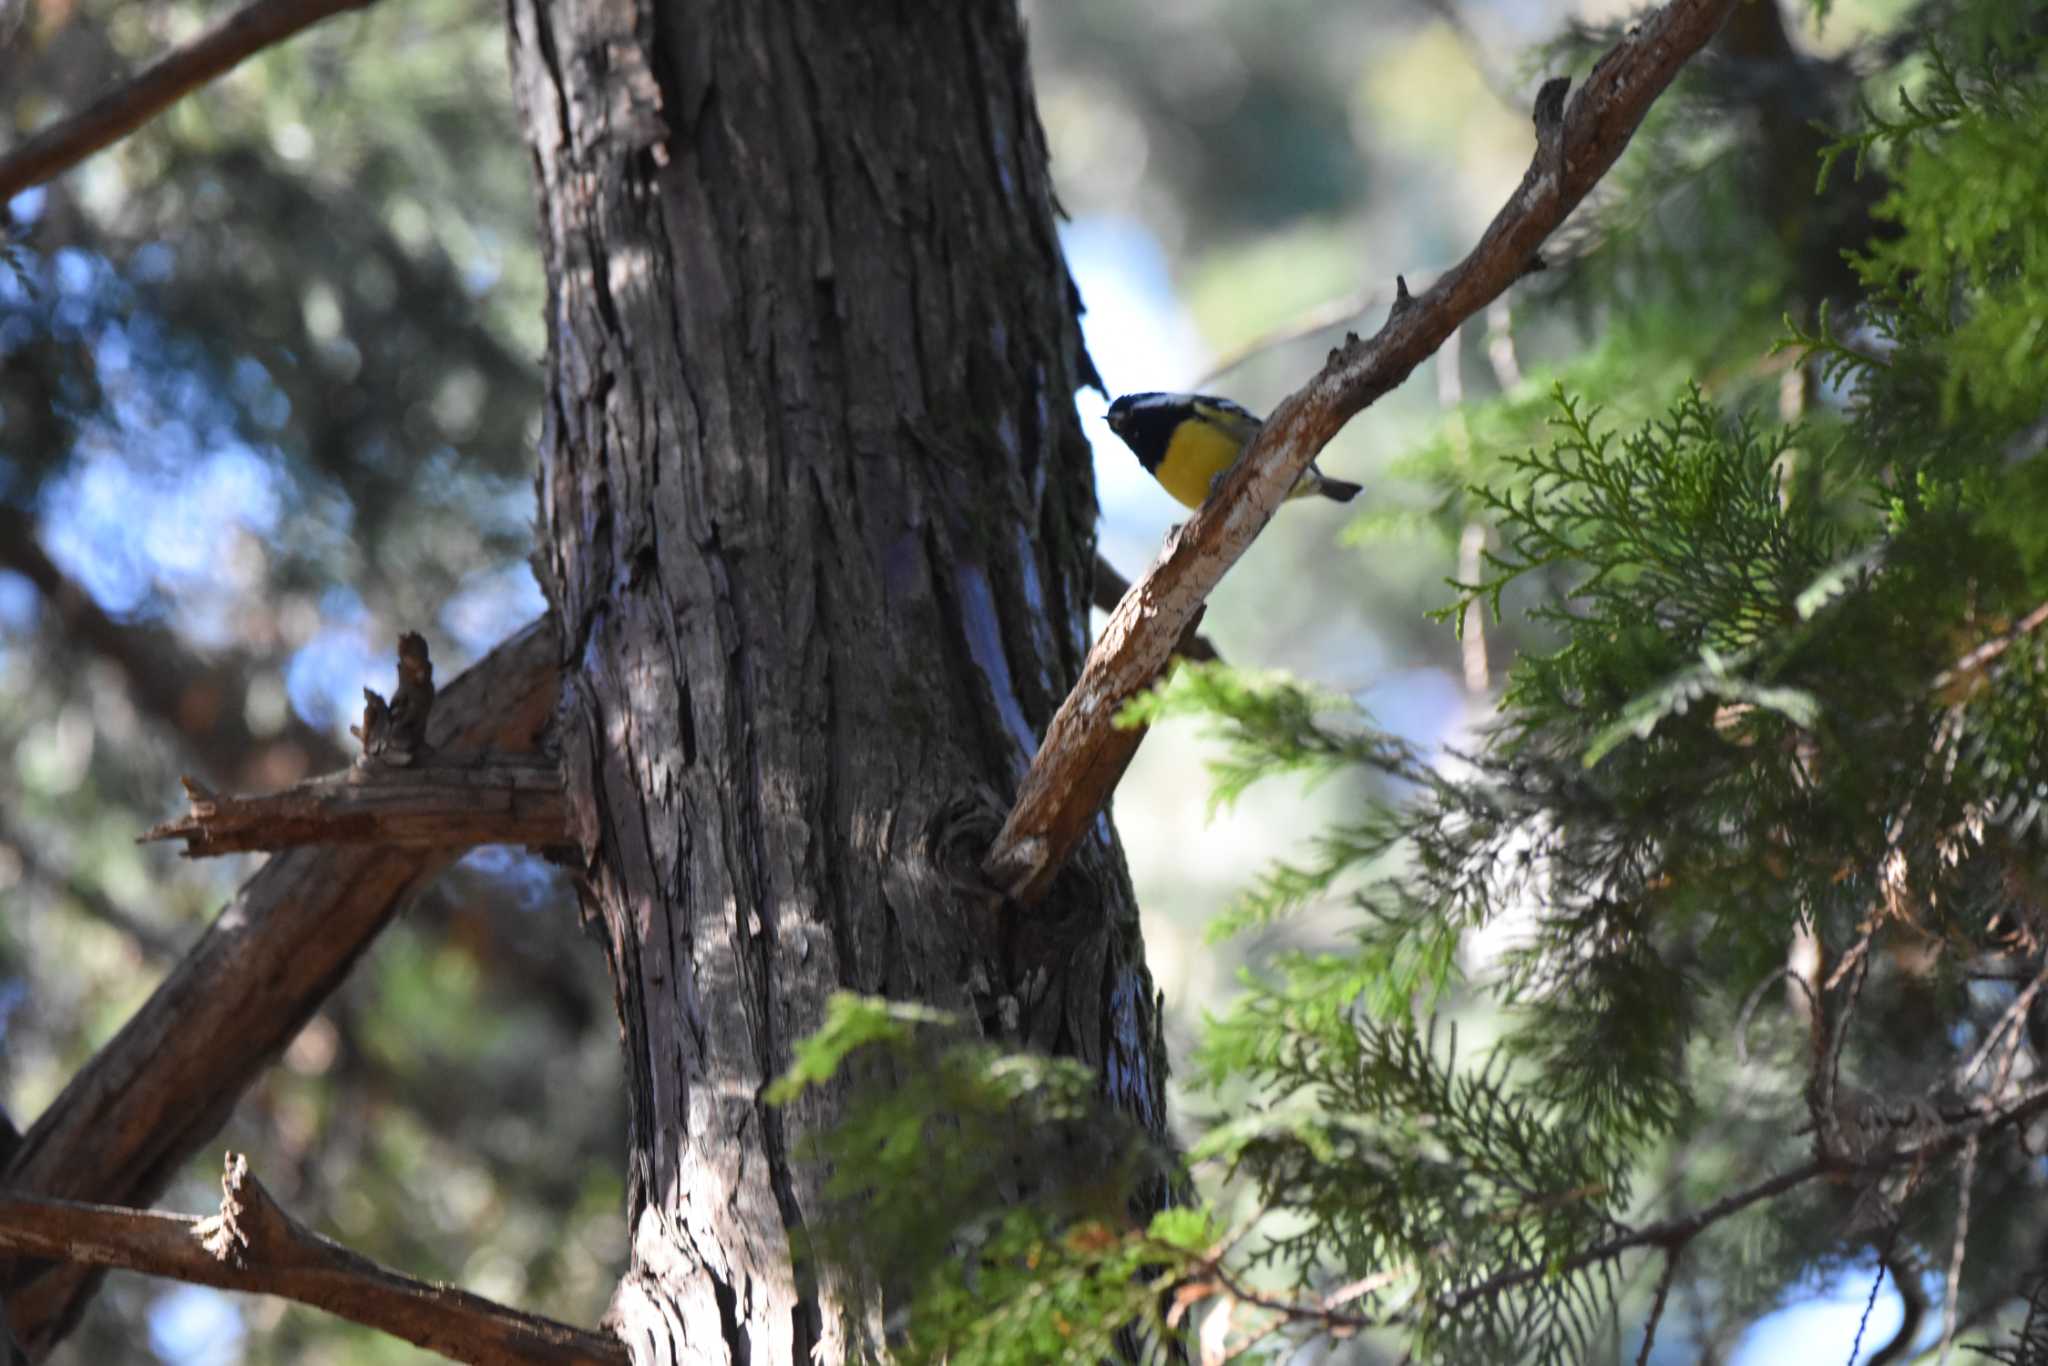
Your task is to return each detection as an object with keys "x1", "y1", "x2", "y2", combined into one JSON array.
[
  {"x1": 0, "y1": 1155, "x2": 625, "y2": 1366},
  {"x1": 2, "y1": 618, "x2": 559, "y2": 1356},
  {"x1": 985, "y1": 0, "x2": 1743, "y2": 905},
  {"x1": 140, "y1": 759, "x2": 567, "y2": 857},
  {"x1": 507, "y1": 4, "x2": 1170, "y2": 1362}
]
